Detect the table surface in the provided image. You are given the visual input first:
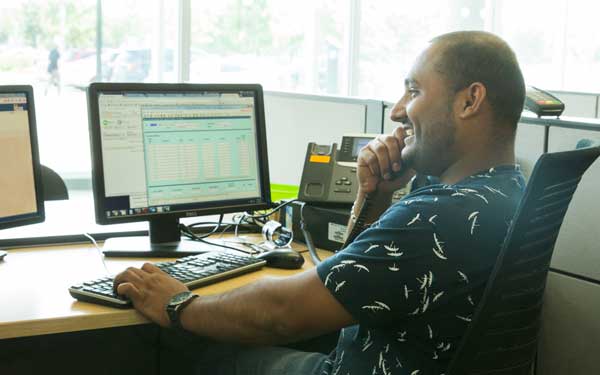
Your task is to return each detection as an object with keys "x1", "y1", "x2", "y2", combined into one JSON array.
[{"x1": 0, "y1": 236, "x2": 327, "y2": 340}]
